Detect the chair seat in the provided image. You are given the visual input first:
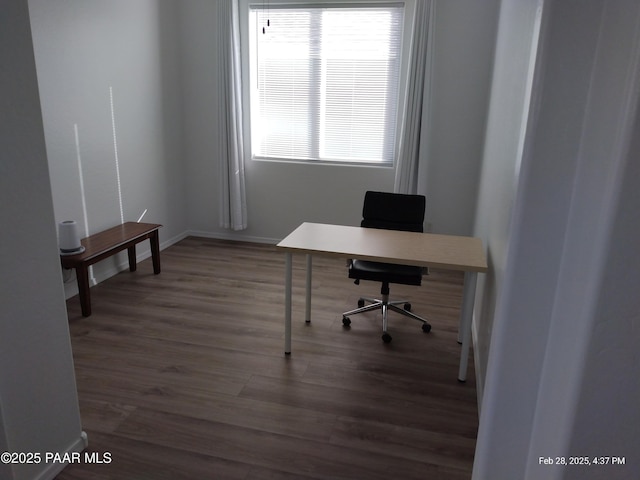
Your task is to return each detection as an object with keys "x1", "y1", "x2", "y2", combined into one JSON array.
[{"x1": 349, "y1": 259, "x2": 423, "y2": 286}]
